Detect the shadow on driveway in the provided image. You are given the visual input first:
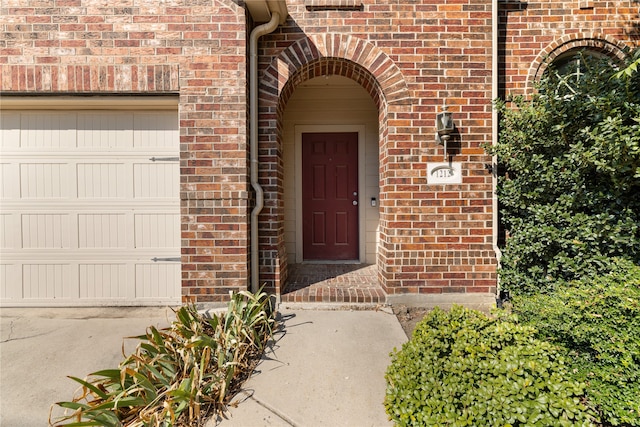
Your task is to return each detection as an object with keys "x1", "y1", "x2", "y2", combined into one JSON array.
[{"x1": 0, "y1": 307, "x2": 173, "y2": 427}]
